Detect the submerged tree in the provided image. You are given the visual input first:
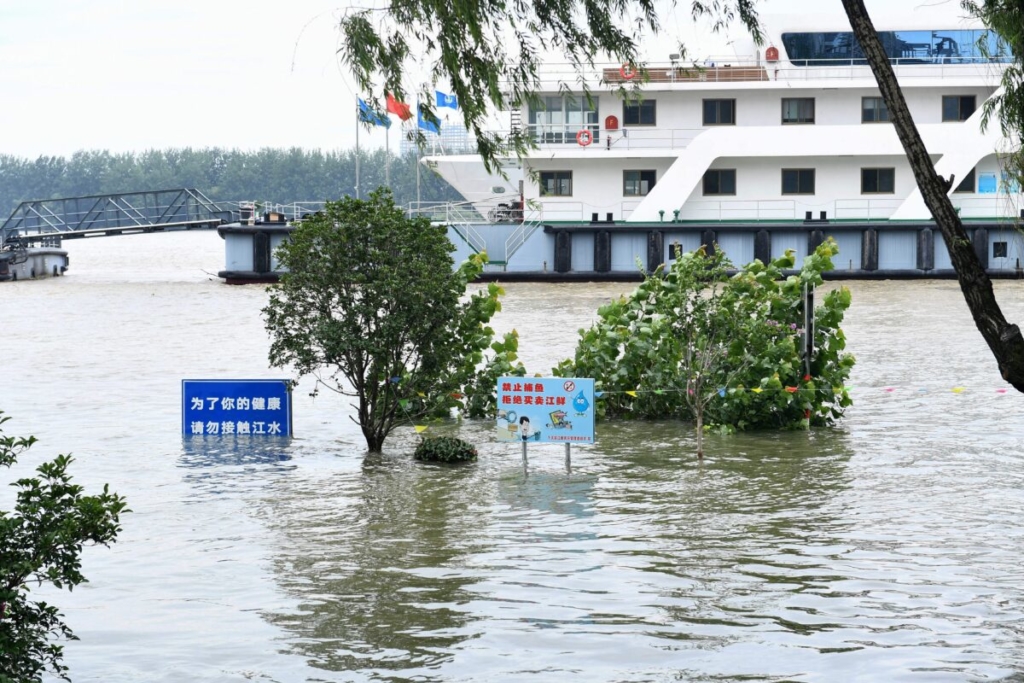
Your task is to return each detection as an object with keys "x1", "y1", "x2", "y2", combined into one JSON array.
[
  {"x1": 262, "y1": 189, "x2": 519, "y2": 452},
  {"x1": 0, "y1": 412, "x2": 127, "y2": 682},
  {"x1": 554, "y1": 240, "x2": 855, "y2": 458}
]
